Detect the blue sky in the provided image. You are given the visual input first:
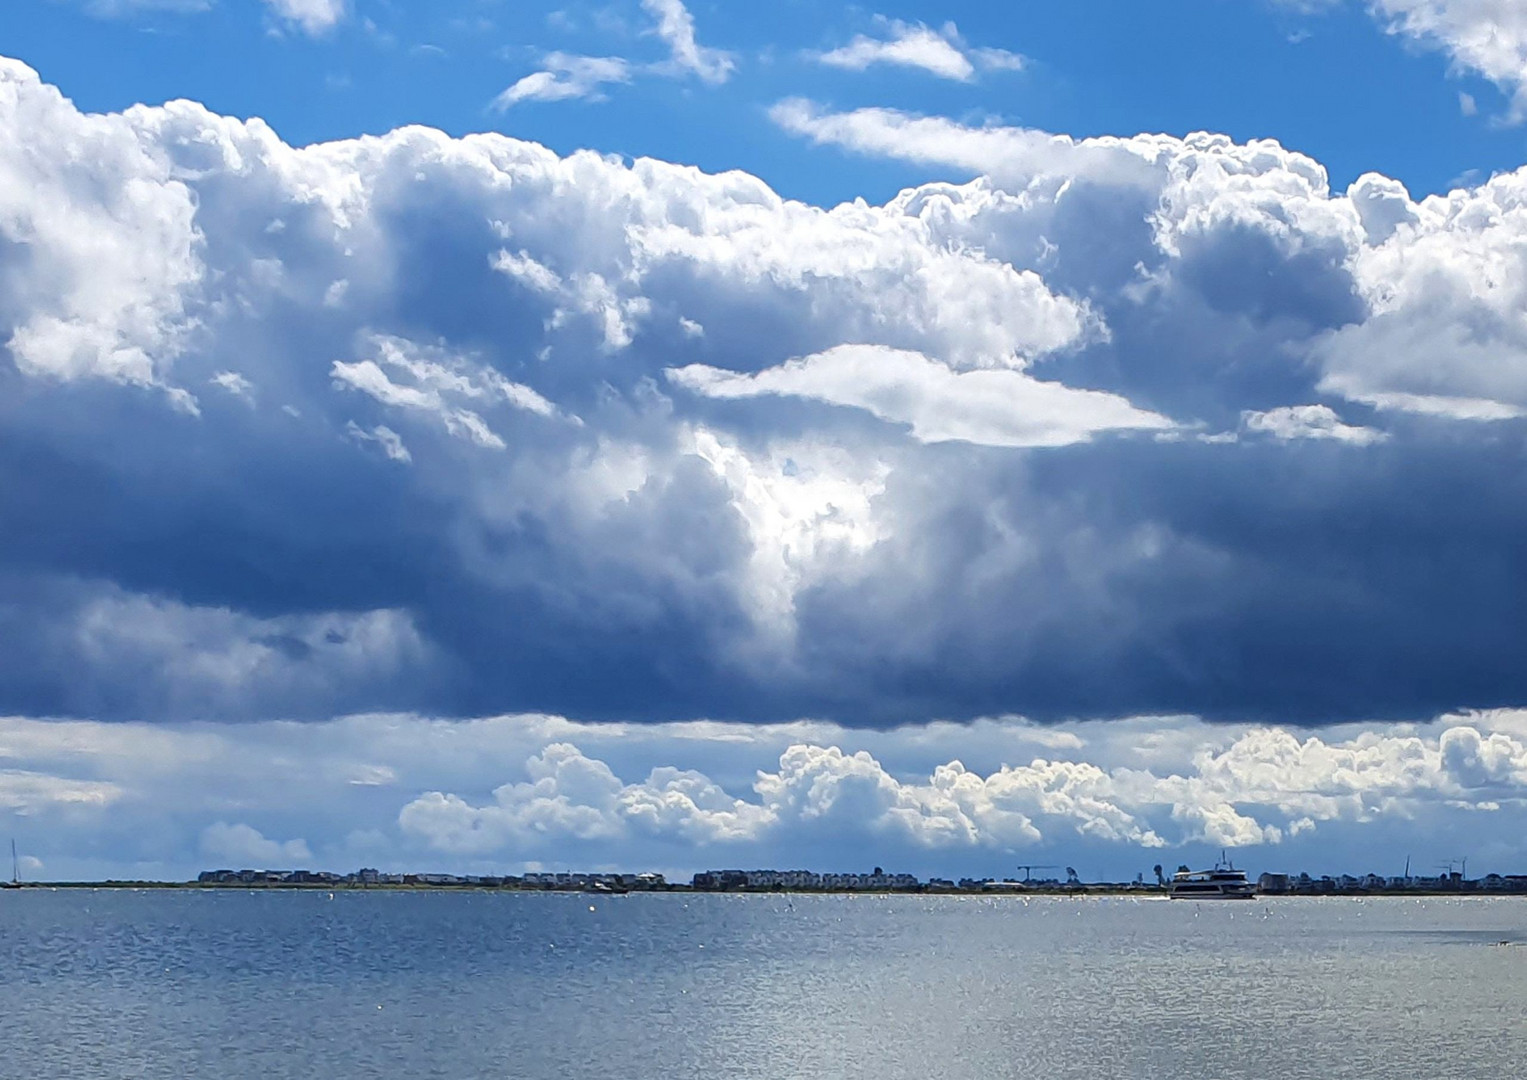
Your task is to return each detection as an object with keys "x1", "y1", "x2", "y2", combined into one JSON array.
[
  {"x1": 7, "y1": 0, "x2": 1527, "y2": 881},
  {"x1": 6, "y1": 0, "x2": 1527, "y2": 206}
]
